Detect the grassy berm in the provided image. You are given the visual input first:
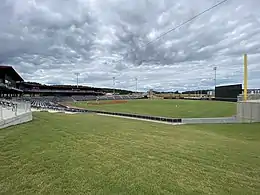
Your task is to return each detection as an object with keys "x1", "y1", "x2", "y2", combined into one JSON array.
[{"x1": 1, "y1": 112, "x2": 260, "y2": 194}]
